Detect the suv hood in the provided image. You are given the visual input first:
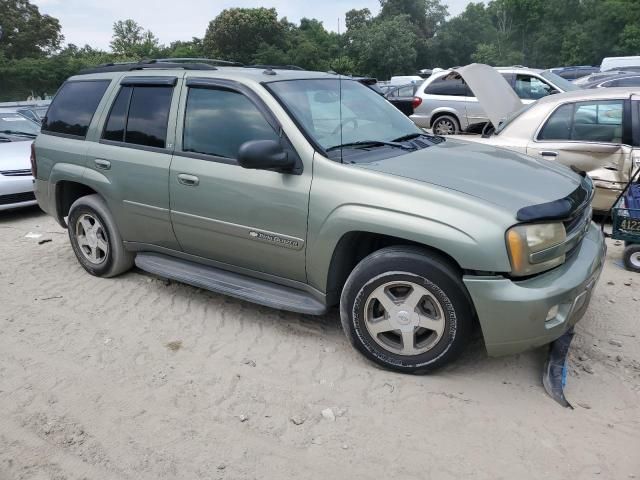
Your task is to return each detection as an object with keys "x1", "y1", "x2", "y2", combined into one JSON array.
[
  {"x1": 356, "y1": 139, "x2": 582, "y2": 217},
  {"x1": 0, "y1": 140, "x2": 32, "y2": 171},
  {"x1": 446, "y1": 63, "x2": 523, "y2": 126}
]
